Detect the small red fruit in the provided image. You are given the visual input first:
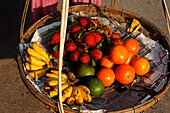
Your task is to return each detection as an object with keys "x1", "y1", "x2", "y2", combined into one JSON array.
[
  {"x1": 65, "y1": 41, "x2": 77, "y2": 52},
  {"x1": 76, "y1": 38, "x2": 83, "y2": 43},
  {"x1": 90, "y1": 48, "x2": 103, "y2": 61},
  {"x1": 85, "y1": 33, "x2": 96, "y2": 47},
  {"x1": 48, "y1": 32, "x2": 60, "y2": 46},
  {"x1": 112, "y1": 38, "x2": 124, "y2": 46},
  {"x1": 52, "y1": 50, "x2": 65, "y2": 58},
  {"x1": 91, "y1": 32, "x2": 102, "y2": 44},
  {"x1": 80, "y1": 53, "x2": 90, "y2": 64},
  {"x1": 71, "y1": 25, "x2": 81, "y2": 33},
  {"x1": 111, "y1": 33, "x2": 120, "y2": 39},
  {"x1": 79, "y1": 17, "x2": 88, "y2": 27},
  {"x1": 70, "y1": 50, "x2": 81, "y2": 62}
]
